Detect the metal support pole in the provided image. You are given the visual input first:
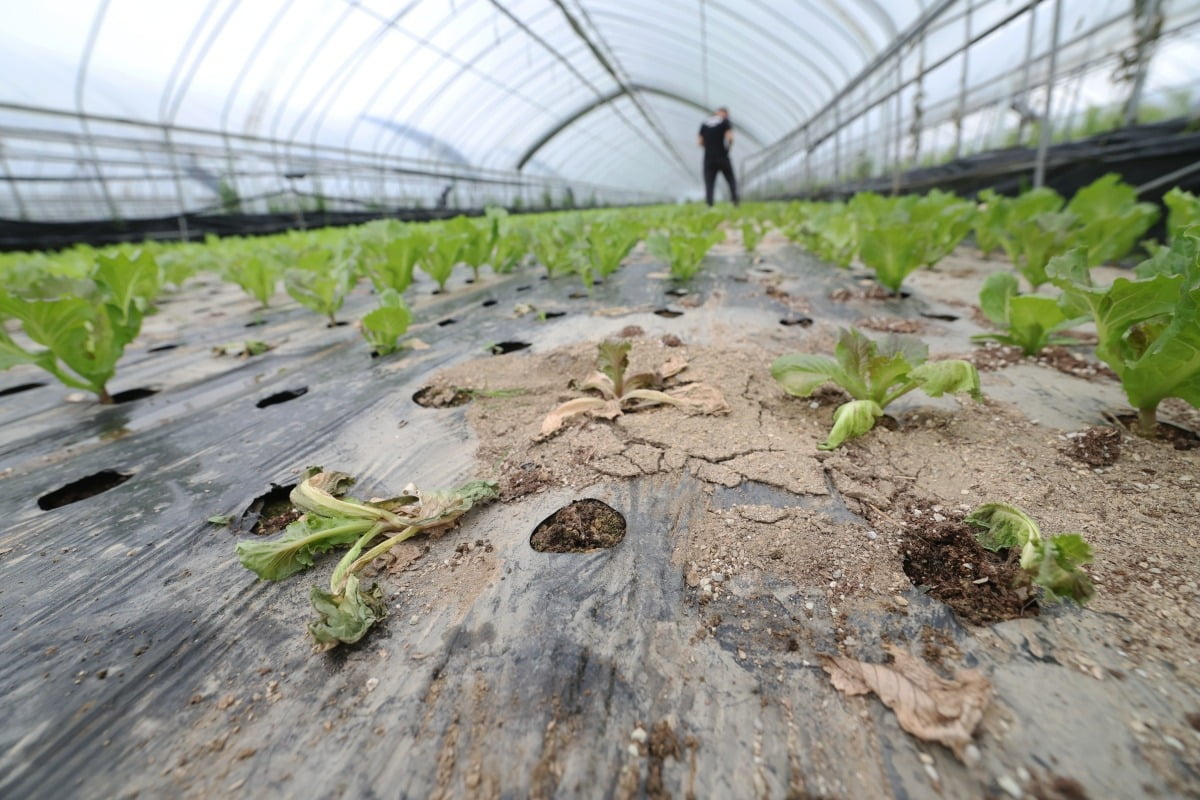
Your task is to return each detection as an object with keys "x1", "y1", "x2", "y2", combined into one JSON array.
[
  {"x1": 0, "y1": 141, "x2": 29, "y2": 220},
  {"x1": 1017, "y1": 3, "x2": 1038, "y2": 143},
  {"x1": 892, "y1": 52, "x2": 904, "y2": 195},
  {"x1": 162, "y1": 128, "x2": 190, "y2": 241},
  {"x1": 834, "y1": 104, "x2": 842, "y2": 184},
  {"x1": 1123, "y1": 0, "x2": 1165, "y2": 126},
  {"x1": 803, "y1": 127, "x2": 812, "y2": 192},
  {"x1": 911, "y1": 32, "x2": 927, "y2": 167},
  {"x1": 1033, "y1": 0, "x2": 1063, "y2": 189},
  {"x1": 953, "y1": 0, "x2": 972, "y2": 159}
]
